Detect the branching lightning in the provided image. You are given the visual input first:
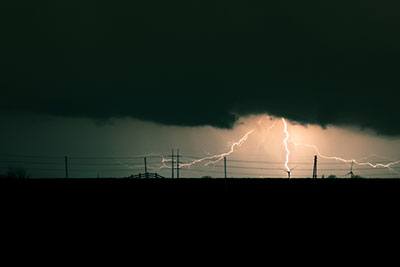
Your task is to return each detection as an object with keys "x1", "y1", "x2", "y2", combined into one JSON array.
[
  {"x1": 178, "y1": 129, "x2": 255, "y2": 168},
  {"x1": 293, "y1": 142, "x2": 400, "y2": 173},
  {"x1": 156, "y1": 116, "x2": 400, "y2": 178}
]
